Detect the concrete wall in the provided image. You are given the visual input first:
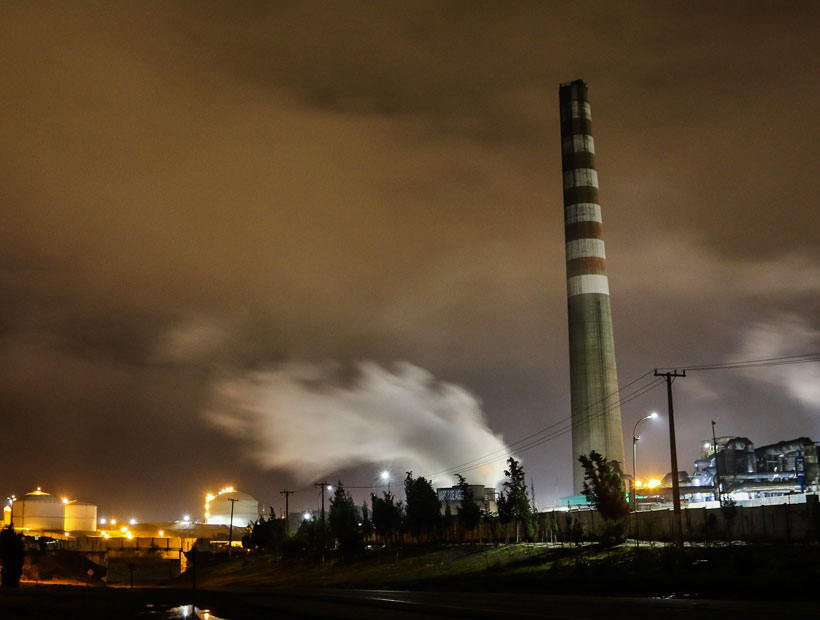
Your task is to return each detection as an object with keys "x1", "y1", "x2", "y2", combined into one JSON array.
[{"x1": 539, "y1": 494, "x2": 820, "y2": 544}]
